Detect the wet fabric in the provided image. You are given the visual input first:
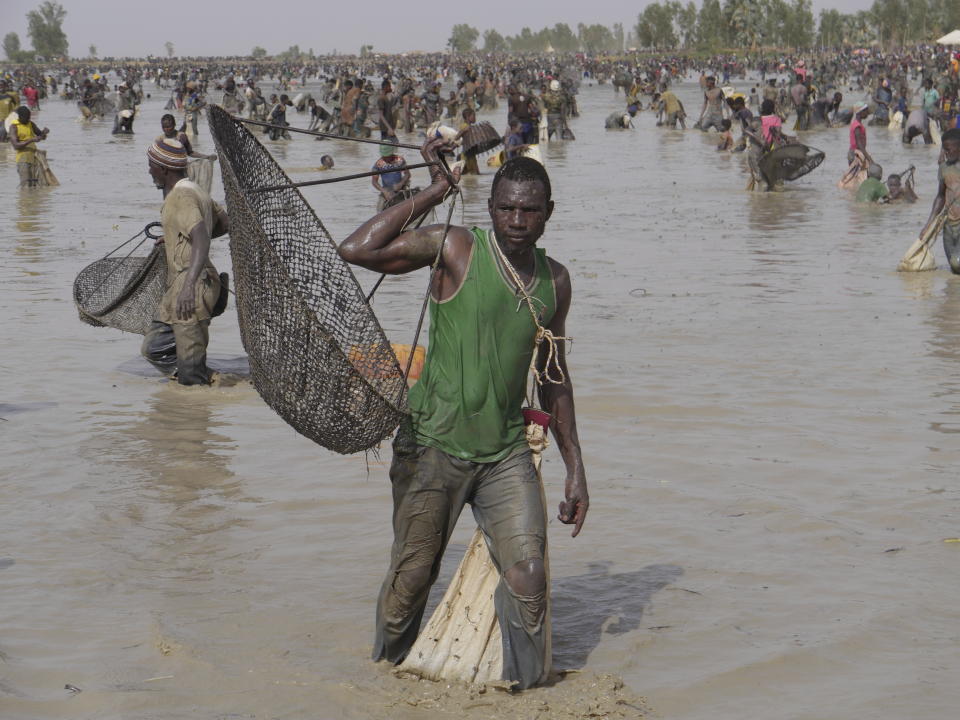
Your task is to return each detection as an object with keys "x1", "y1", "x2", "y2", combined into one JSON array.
[
  {"x1": 700, "y1": 112, "x2": 723, "y2": 132},
  {"x1": 943, "y1": 222, "x2": 960, "y2": 274},
  {"x1": 849, "y1": 117, "x2": 866, "y2": 153},
  {"x1": 408, "y1": 227, "x2": 556, "y2": 463},
  {"x1": 371, "y1": 157, "x2": 406, "y2": 191},
  {"x1": 141, "y1": 319, "x2": 213, "y2": 385},
  {"x1": 13, "y1": 121, "x2": 38, "y2": 164},
  {"x1": 604, "y1": 111, "x2": 627, "y2": 129},
  {"x1": 158, "y1": 179, "x2": 221, "y2": 324},
  {"x1": 938, "y1": 161, "x2": 960, "y2": 224},
  {"x1": 761, "y1": 114, "x2": 782, "y2": 145},
  {"x1": 374, "y1": 439, "x2": 548, "y2": 689},
  {"x1": 17, "y1": 161, "x2": 40, "y2": 187},
  {"x1": 855, "y1": 177, "x2": 889, "y2": 203},
  {"x1": 660, "y1": 91, "x2": 681, "y2": 115}
]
